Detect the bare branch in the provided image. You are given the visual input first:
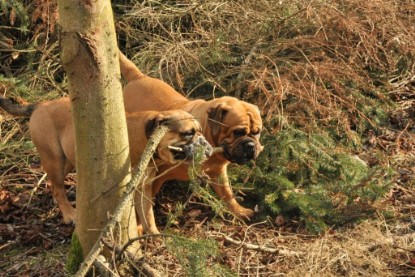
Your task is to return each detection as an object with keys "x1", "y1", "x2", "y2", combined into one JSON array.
[{"x1": 222, "y1": 235, "x2": 303, "y2": 256}]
